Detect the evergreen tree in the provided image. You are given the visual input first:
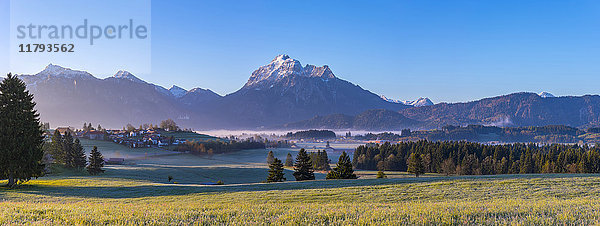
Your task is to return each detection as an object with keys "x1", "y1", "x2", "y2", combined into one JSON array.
[
  {"x1": 407, "y1": 153, "x2": 424, "y2": 177},
  {"x1": 266, "y1": 158, "x2": 285, "y2": 182},
  {"x1": 266, "y1": 150, "x2": 275, "y2": 165},
  {"x1": 87, "y1": 146, "x2": 105, "y2": 175},
  {"x1": 0, "y1": 73, "x2": 45, "y2": 187},
  {"x1": 49, "y1": 130, "x2": 65, "y2": 164},
  {"x1": 285, "y1": 153, "x2": 294, "y2": 167},
  {"x1": 519, "y1": 149, "x2": 534, "y2": 174},
  {"x1": 293, "y1": 149, "x2": 315, "y2": 181},
  {"x1": 72, "y1": 138, "x2": 87, "y2": 168},
  {"x1": 326, "y1": 152, "x2": 357, "y2": 179},
  {"x1": 320, "y1": 150, "x2": 331, "y2": 170},
  {"x1": 310, "y1": 150, "x2": 332, "y2": 170},
  {"x1": 62, "y1": 132, "x2": 75, "y2": 168}
]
